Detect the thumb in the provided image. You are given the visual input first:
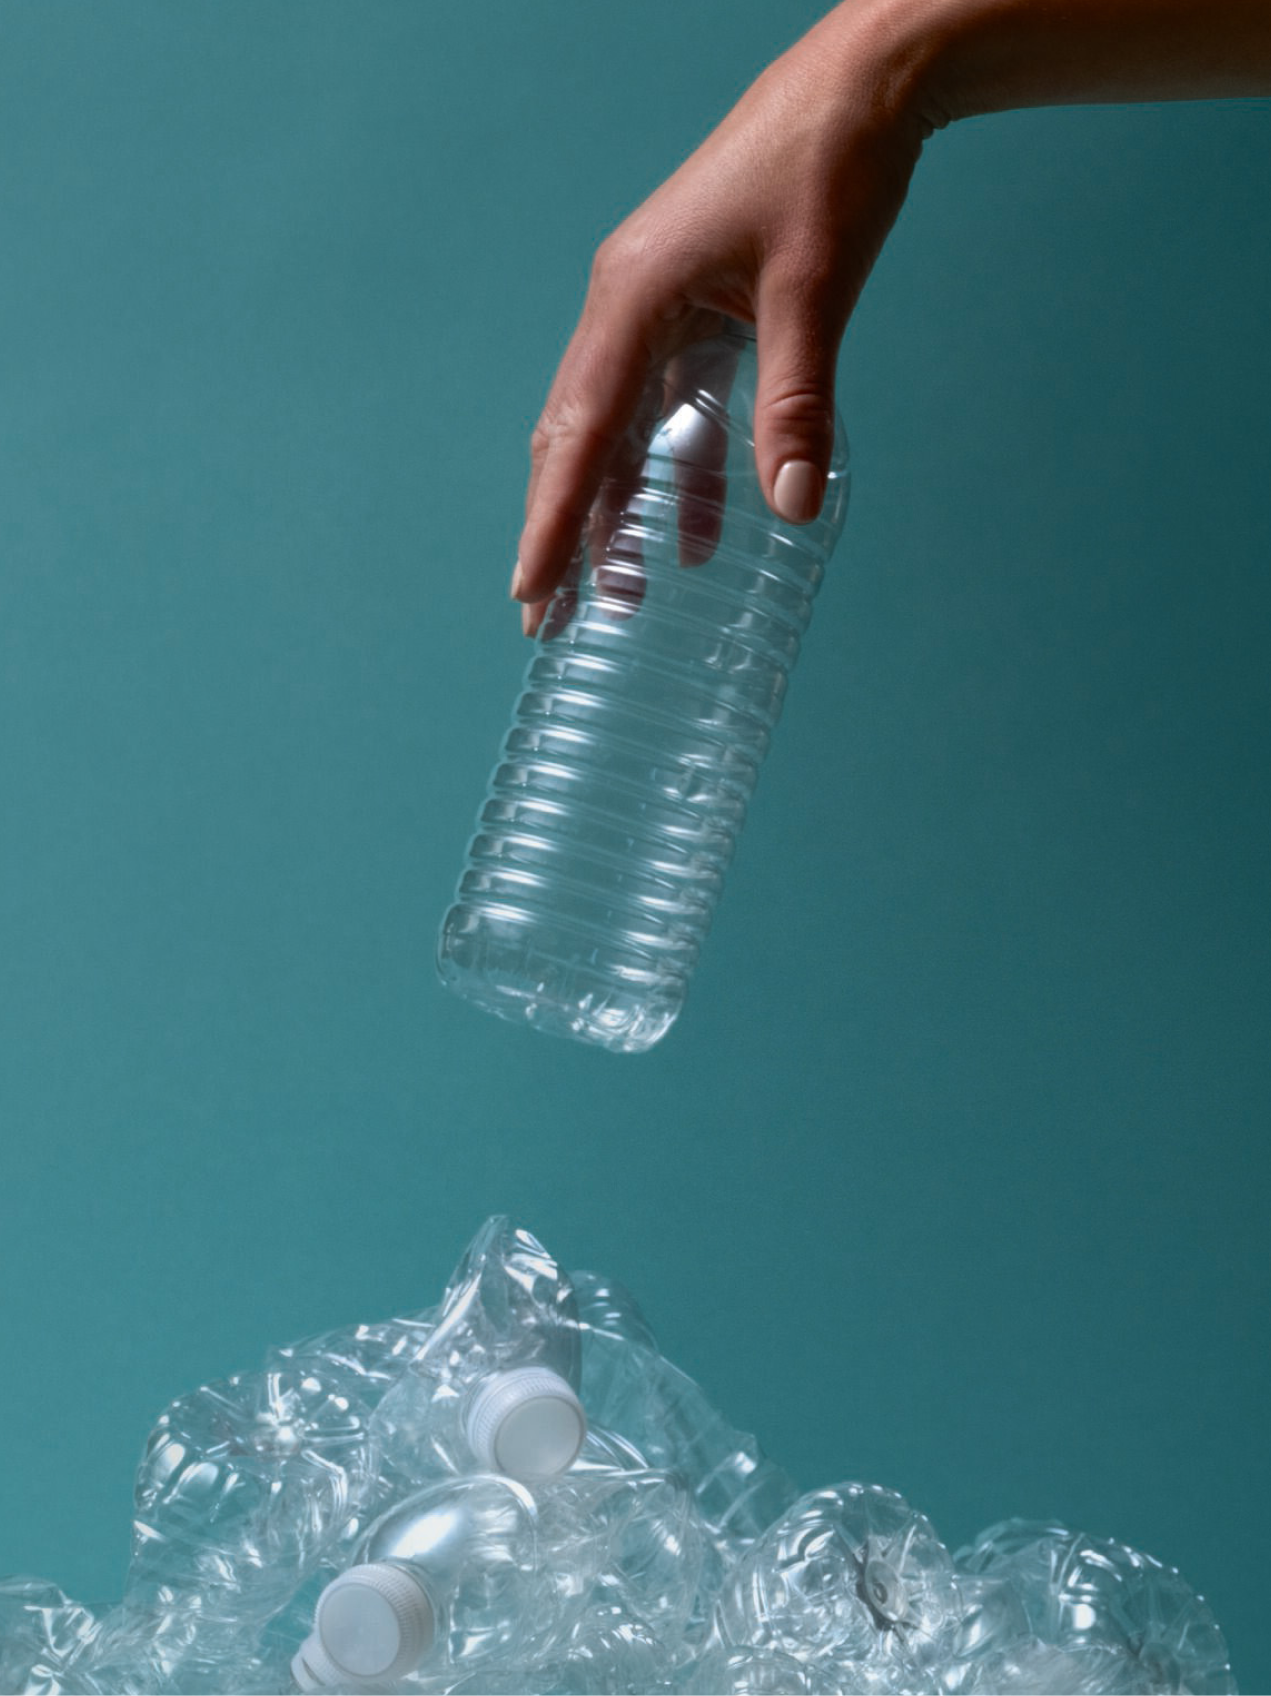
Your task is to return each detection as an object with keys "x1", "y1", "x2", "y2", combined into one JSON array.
[{"x1": 753, "y1": 283, "x2": 842, "y2": 527}]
